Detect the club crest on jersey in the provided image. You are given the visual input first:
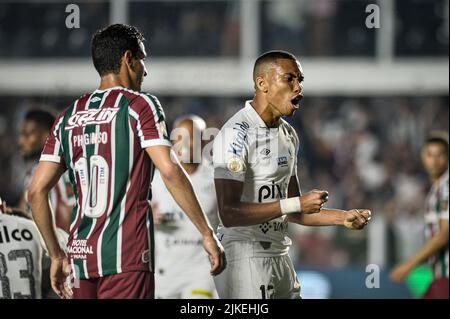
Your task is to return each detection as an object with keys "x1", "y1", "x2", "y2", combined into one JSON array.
[
  {"x1": 227, "y1": 155, "x2": 245, "y2": 173},
  {"x1": 65, "y1": 108, "x2": 120, "y2": 130}
]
